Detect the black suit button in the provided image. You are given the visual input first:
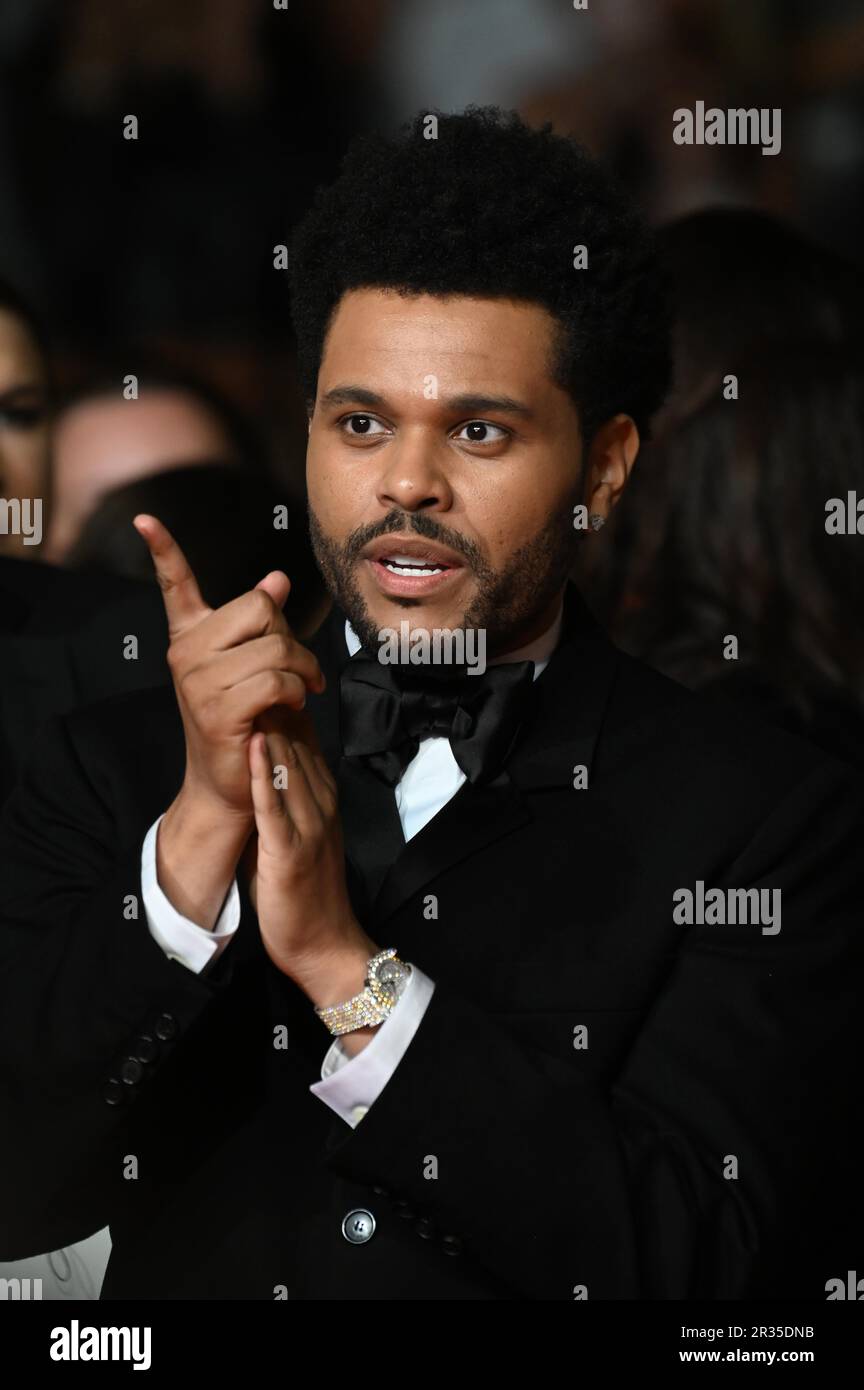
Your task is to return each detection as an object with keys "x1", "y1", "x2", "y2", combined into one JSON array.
[
  {"x1": 134, "y1": 1034, "x2": 158, "y2": 1064},
  {"x1": 154, "y1": 1013, "x2": 177, "y2": 1041},
  {"x1": 102, "y1": 1079, "x2": 125, "y2": 1107},
  {"x1": 414, "y1": 1217, "x2": 436, "y2": 1240},
  {"x1": 392, "y1": 1199, "x2": 416, "y2": 1220},
  {"x1": 441, "y1": 1234, "x2": 463, "y2": 1257},
  {"x1": 342, "y1": 1209, "x2": 376, "y2": 1244},
  {"x1": 120, "y1": 1057, "x2": 144, "y2": 1086},
  {"x1": 371, "y1": 1184, "x2": 389, "y2": 1197}
]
